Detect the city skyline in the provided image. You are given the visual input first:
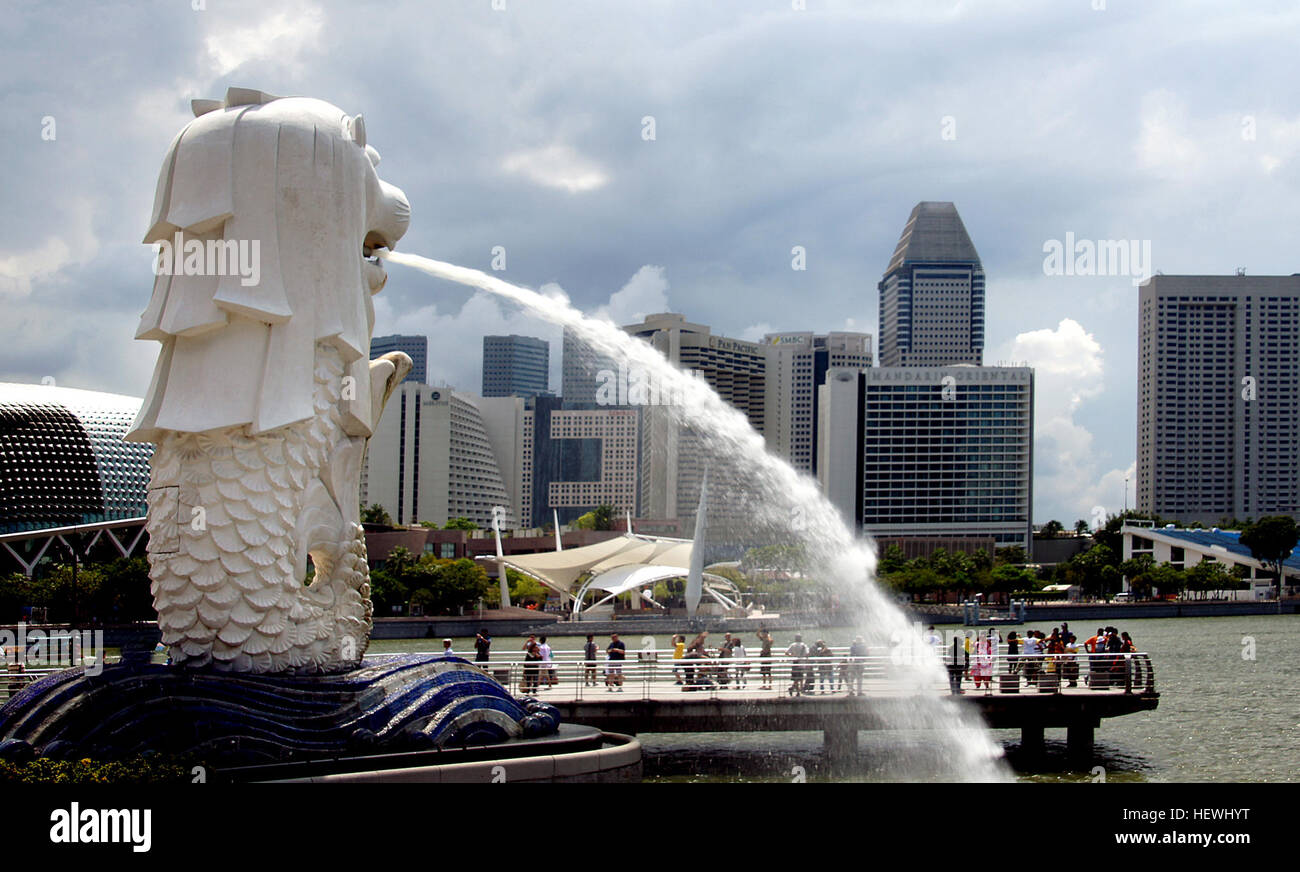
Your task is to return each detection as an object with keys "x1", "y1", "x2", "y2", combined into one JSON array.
[{"x1": 5, "y1": 2, "x2": 1300, "y2": 528}]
